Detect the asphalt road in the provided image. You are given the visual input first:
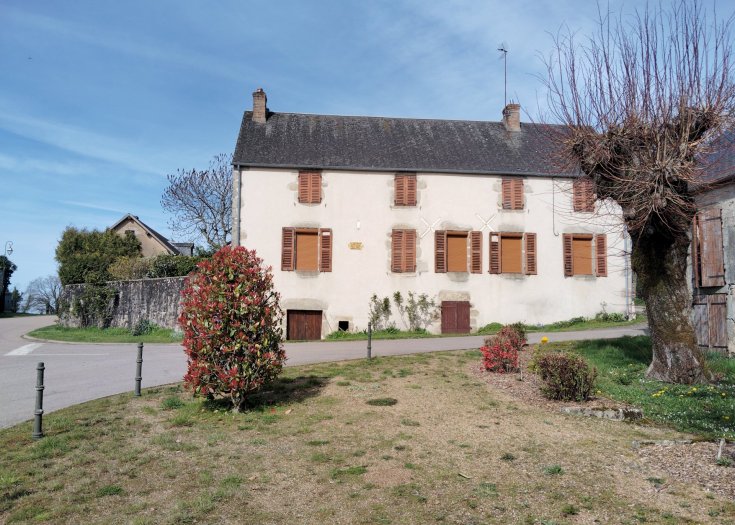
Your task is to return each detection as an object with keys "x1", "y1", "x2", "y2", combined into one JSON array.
[{"x1": 0, "y1": 316, "x2": 648, "y2": 429}]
